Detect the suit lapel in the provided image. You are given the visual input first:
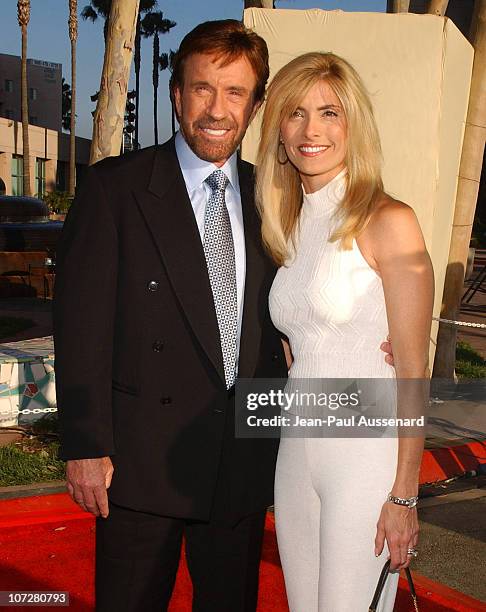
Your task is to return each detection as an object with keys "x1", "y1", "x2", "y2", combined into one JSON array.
[
  {"x1": 133, "y1": 139, "x2": 225, "y2": 384},
  {"x1": 238, "y1": 158, "x2": 266, "y2": 380}
]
